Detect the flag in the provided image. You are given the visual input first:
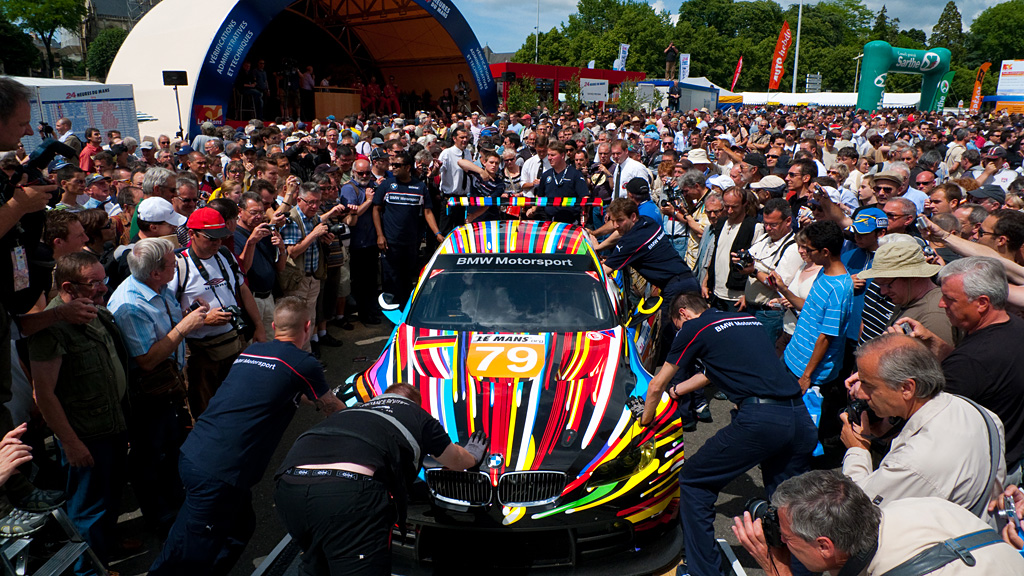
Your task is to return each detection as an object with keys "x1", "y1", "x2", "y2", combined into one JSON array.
[
  {"x1": 587, "y1": 60, "x2": 595, "y2": 69},
  {"x1": 679, "y1": 53, "x2": 690, "y2": 81},
  {"x1": 614, "y1": 44, "x2": 630, "y2": 71},
  {"x1": 768, "y1": 21, "x2": 793, "y2": 90},
  {"x1": 969, "y1": 63, "x2": 991, "y2": 114},
  {"x1": 731, "y1": 56, "x2": 744, "y2": 92},
  {"x1": 932, "y1": 71, "x2": 955, "y2": 111}
]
